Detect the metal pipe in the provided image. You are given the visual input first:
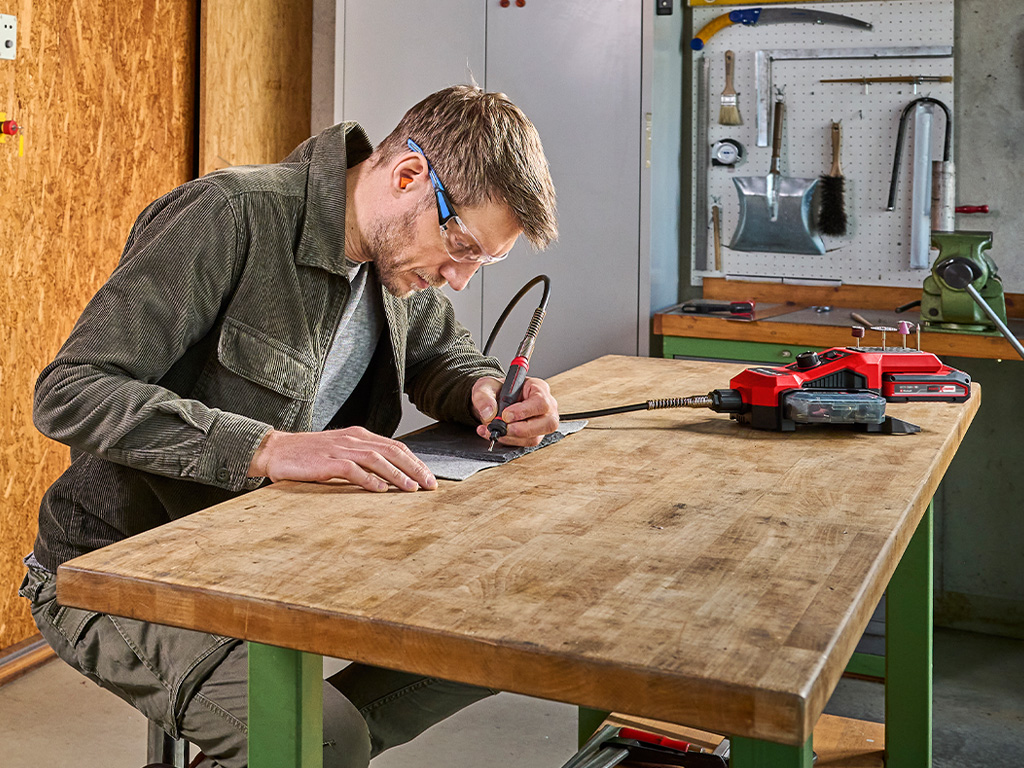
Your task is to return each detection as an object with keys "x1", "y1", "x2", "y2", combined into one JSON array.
[
  {"x1": 909, "y1": 105, "x2": 935, "y2": 270},
  {"x1": 887, "y1": 96, "x2": 952, "y2": 211},
  {"x1": 964, "y1": 284, "x2": 1024, "y2": 361}
]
